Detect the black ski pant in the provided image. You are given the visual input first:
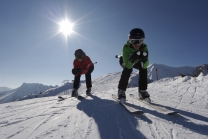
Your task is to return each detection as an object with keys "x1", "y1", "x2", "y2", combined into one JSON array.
[
  {"x1": 118, "y1": 61, "x2": 147, "y2": 91},
  {"x1": 73, "y1": 66, "x2": 94, "y2": 89}
]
